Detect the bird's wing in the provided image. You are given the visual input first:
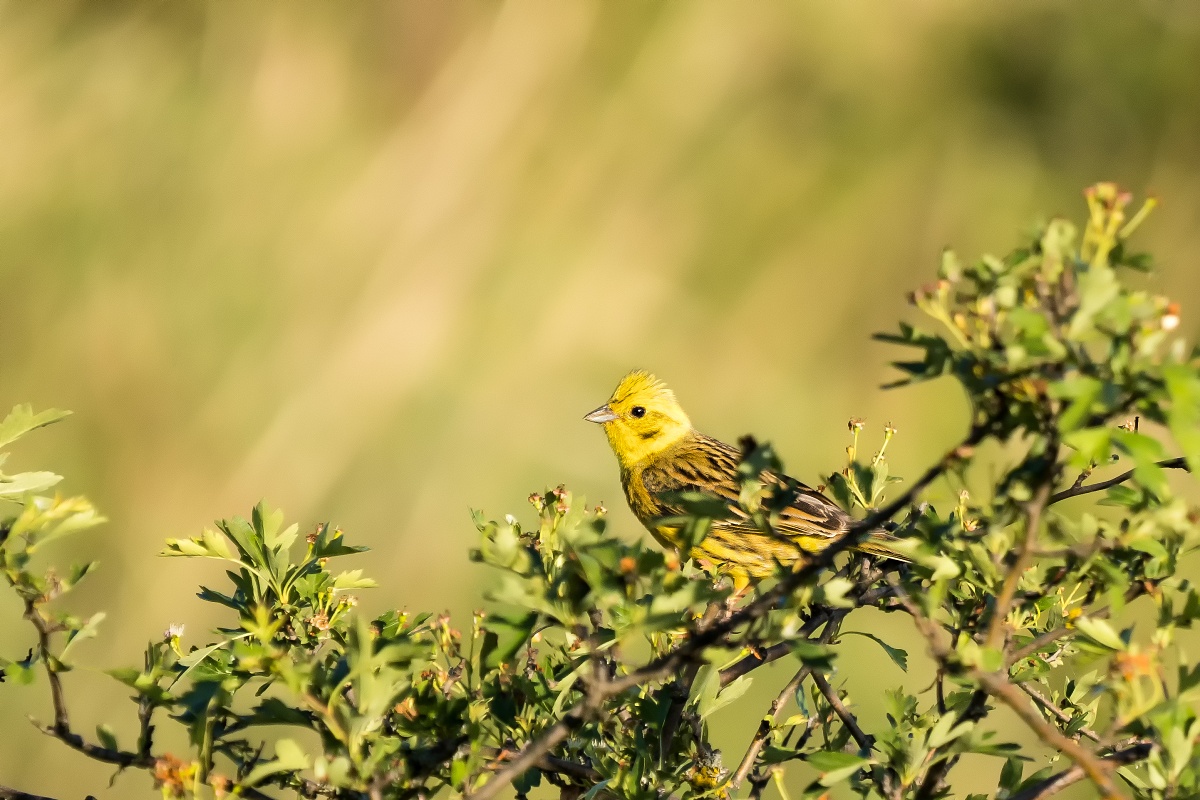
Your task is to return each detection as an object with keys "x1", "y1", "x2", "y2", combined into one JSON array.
[{"x1": 640, "y1": 434, "x2": 850, "y2": 548}]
